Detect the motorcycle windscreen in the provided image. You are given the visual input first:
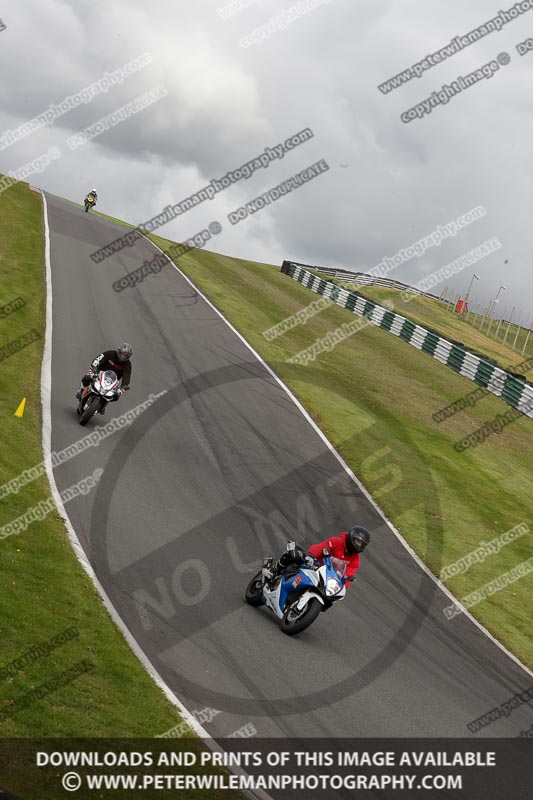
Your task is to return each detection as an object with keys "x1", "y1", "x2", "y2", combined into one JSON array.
[
  {"x1": 330, "y1": 557, "x2": 348, "y2": 580},
  {"x1": 100, "y1": 370, "x2": 119, "y2": 392}
]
